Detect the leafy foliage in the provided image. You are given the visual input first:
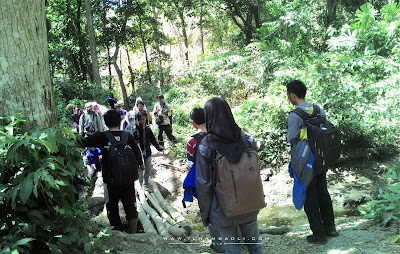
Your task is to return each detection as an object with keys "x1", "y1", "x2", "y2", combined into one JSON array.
[
  {"x1": 359, "y1": 159, "x2": 400, "y2": 225},
  {"x1": 0, "y1": 117, "x2": 104, "y2": 253}
]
